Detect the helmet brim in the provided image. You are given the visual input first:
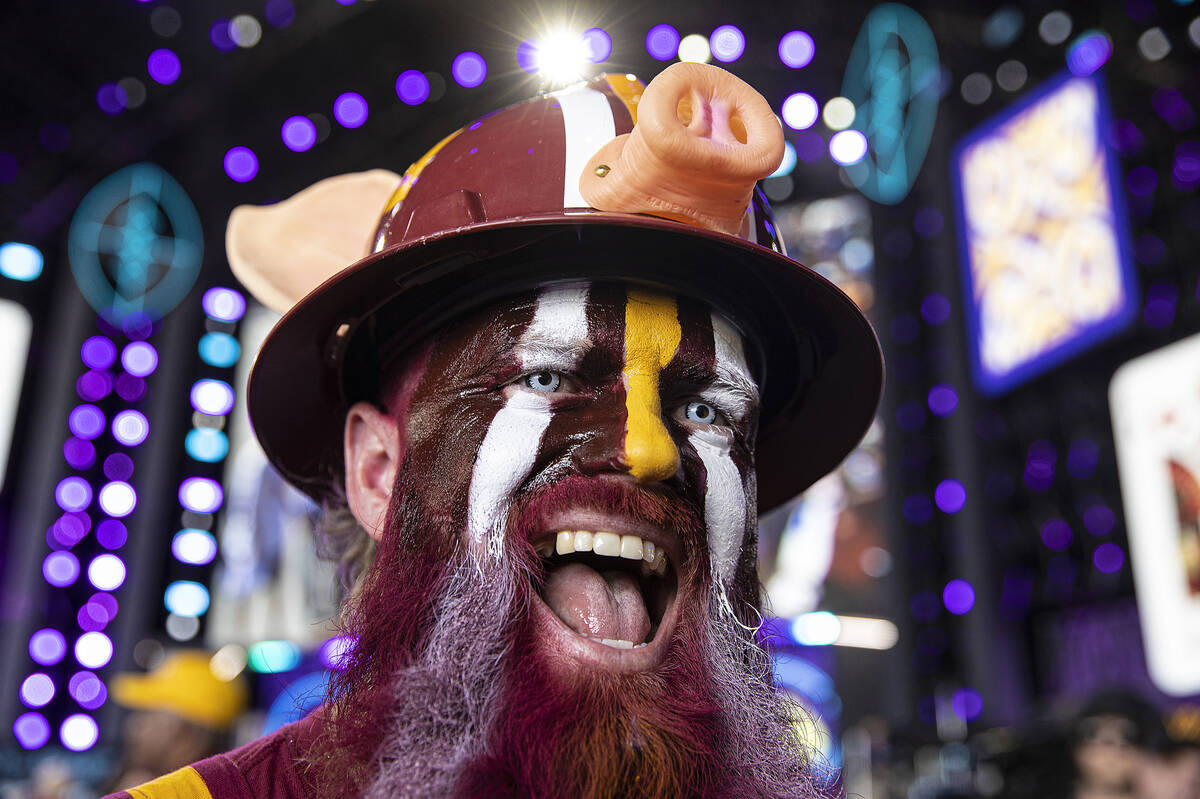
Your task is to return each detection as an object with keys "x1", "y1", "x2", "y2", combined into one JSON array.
[{"x1": 247, "y1": 212, "x2": 882, "y2": 513}]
